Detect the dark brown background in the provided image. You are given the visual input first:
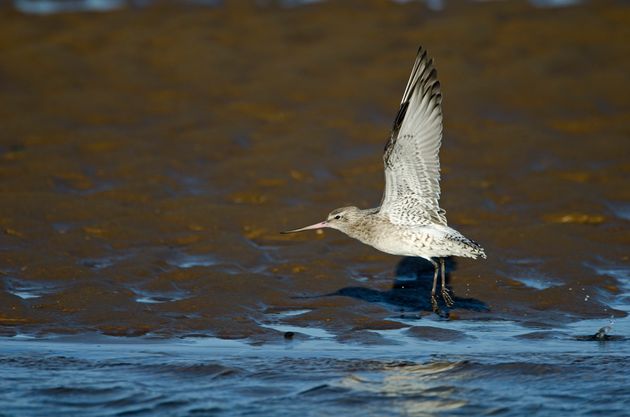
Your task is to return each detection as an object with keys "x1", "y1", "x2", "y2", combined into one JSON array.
[{"x1": 1, "y1": 0, "x2": 628, "y2": 341}]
